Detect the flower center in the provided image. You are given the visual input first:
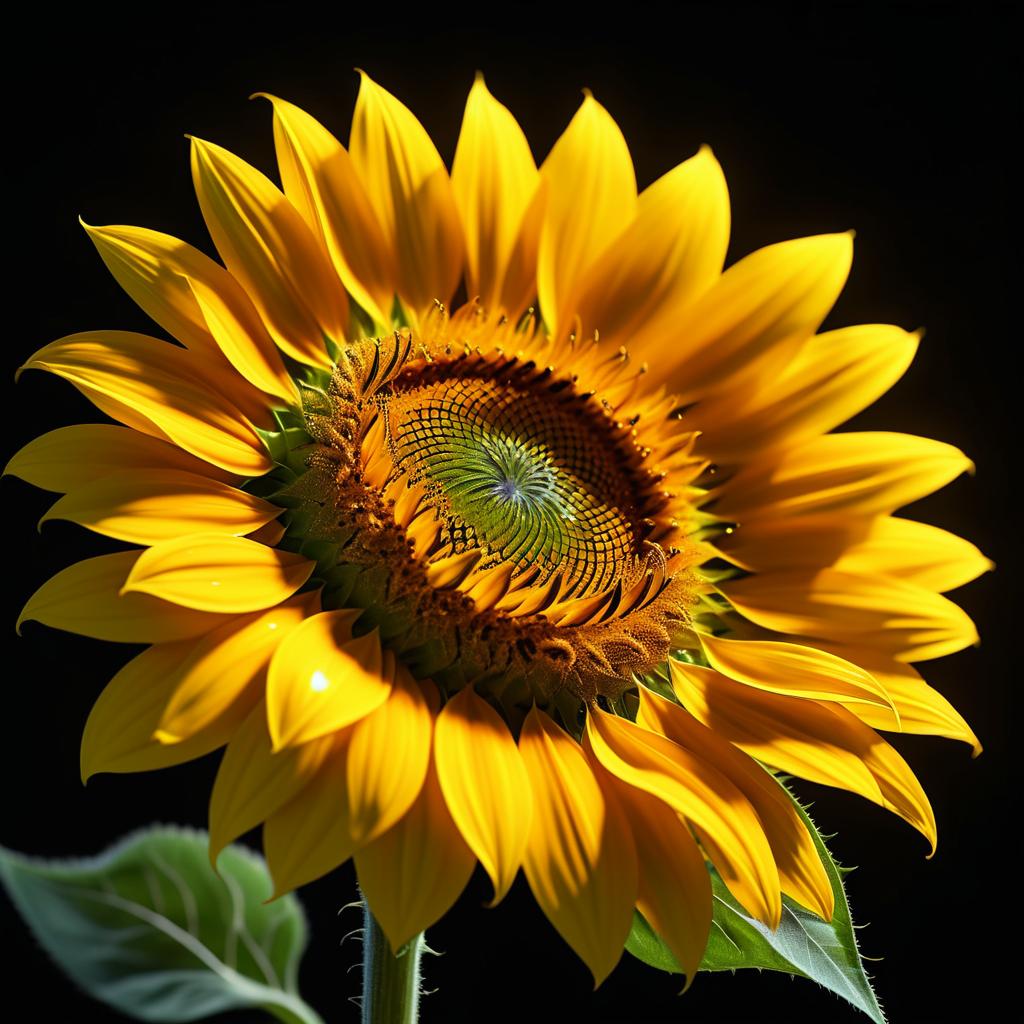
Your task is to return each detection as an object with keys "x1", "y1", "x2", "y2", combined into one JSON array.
[
  {"x1": 379, "y1": 374, "x2": 644, "y2": 599},
  {"x1": 281, "y1": 314, "x2": 706, "y2": 710}
]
